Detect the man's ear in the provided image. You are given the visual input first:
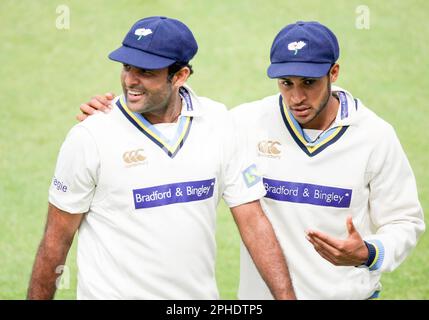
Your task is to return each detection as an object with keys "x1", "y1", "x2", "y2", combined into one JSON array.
[
  {"x1": 171, "y1": 67, "x2": 191, "y2": 88},
  {"x1": 330, "y1": 63, "x2": 340, "y2": 83}
]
